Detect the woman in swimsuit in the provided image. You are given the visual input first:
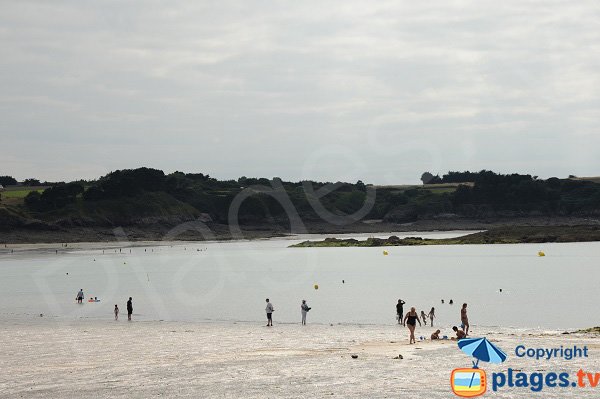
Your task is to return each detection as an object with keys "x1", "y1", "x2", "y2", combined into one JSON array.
[{"x1": 403, "y1": 307, "x2": 421, "y2": 344}]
